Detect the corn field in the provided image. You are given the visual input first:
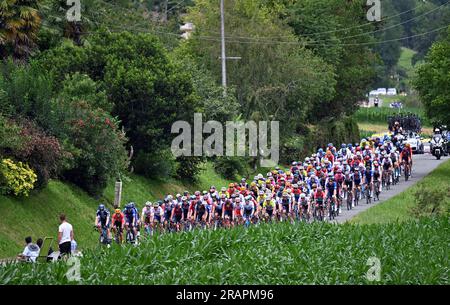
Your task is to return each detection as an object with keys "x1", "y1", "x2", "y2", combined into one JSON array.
[{"x1": 0, "y1": 217, "x2": 448, "y2": 284}]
